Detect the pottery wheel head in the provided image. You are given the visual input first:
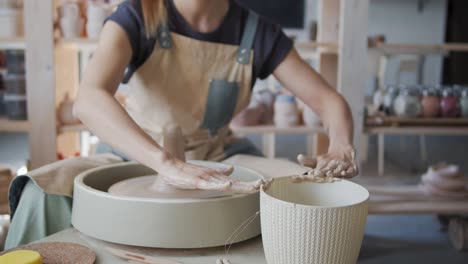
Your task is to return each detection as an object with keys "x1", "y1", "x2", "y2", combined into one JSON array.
[{"x1": 108, "y1": 175, "x2": 238, "y2": 199}]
